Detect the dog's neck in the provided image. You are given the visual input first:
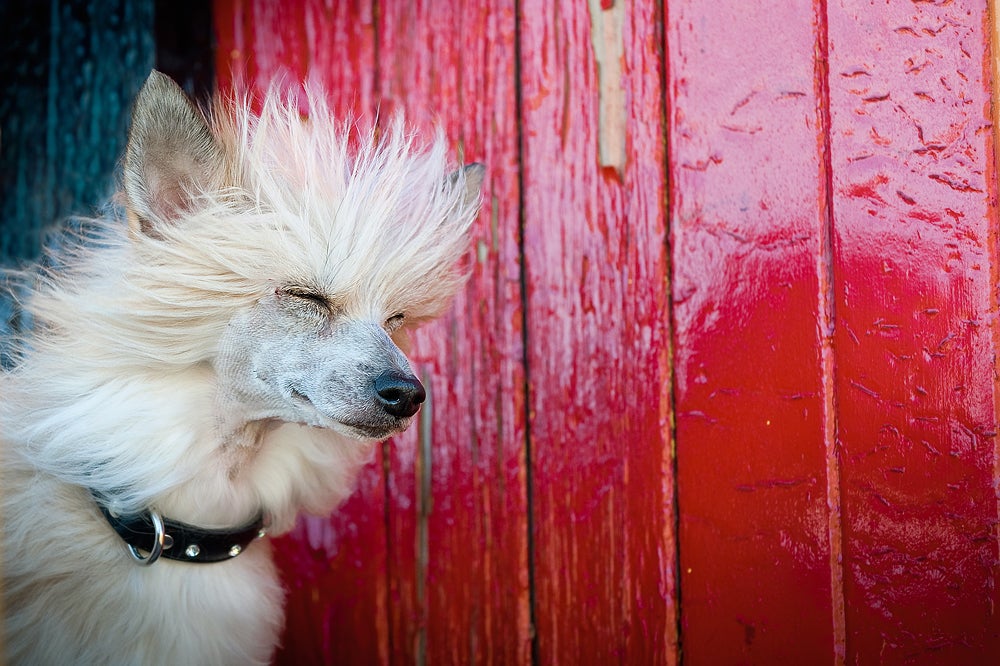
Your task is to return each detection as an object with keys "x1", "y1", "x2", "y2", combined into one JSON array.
[
  {"x1": 93, "y1": 491, "x2": 268, "y2": 565},
  {"x1": 219, "y1": 418, "x2": 275, "y2": 480}
]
